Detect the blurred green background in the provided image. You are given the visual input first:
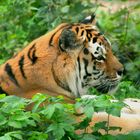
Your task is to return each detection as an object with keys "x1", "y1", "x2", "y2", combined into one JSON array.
[{"x1": 0, "y1": 0, "x2": 140, "y2": 98}]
